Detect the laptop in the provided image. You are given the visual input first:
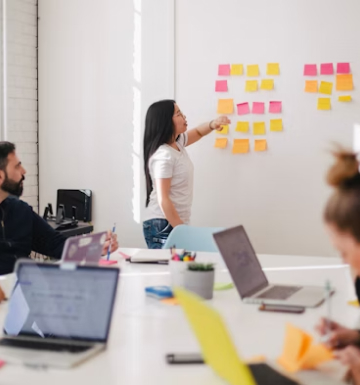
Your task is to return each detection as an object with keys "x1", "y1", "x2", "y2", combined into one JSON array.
[
  {"x1": 213, "y1": 225, "x2": 328, "y2": 308},
  {"x1": 61, "y1": 231, "x2": 107, "y2": 264},
  {"x1": 175, "y1": 287, "x2": 300, "y2": 385},
  {"x1": 0, "y1": 260, "x2": 119, "y2": 368}
]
